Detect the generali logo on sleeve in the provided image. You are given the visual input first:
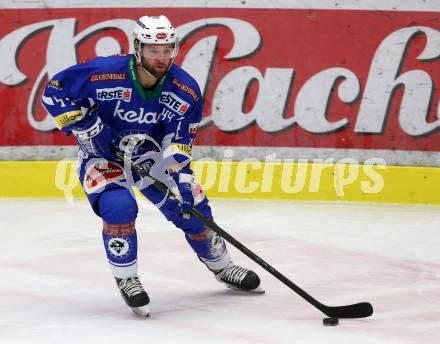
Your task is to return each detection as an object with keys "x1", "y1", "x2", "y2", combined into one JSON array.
[{"x1": 0, "y1": 8, "x2": 440, "y2": 151}]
